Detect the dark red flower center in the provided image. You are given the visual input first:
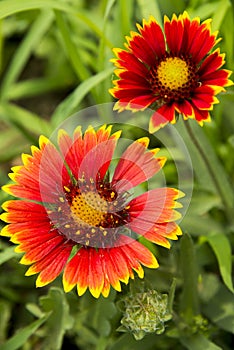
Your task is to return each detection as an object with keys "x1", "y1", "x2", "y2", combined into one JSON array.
[
  {"x1": 149, "y1": 55, "x2": 200, "y2": 103},
  {"x1": 49, "y1": 176, "x2": 131, "y2": 248}
]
